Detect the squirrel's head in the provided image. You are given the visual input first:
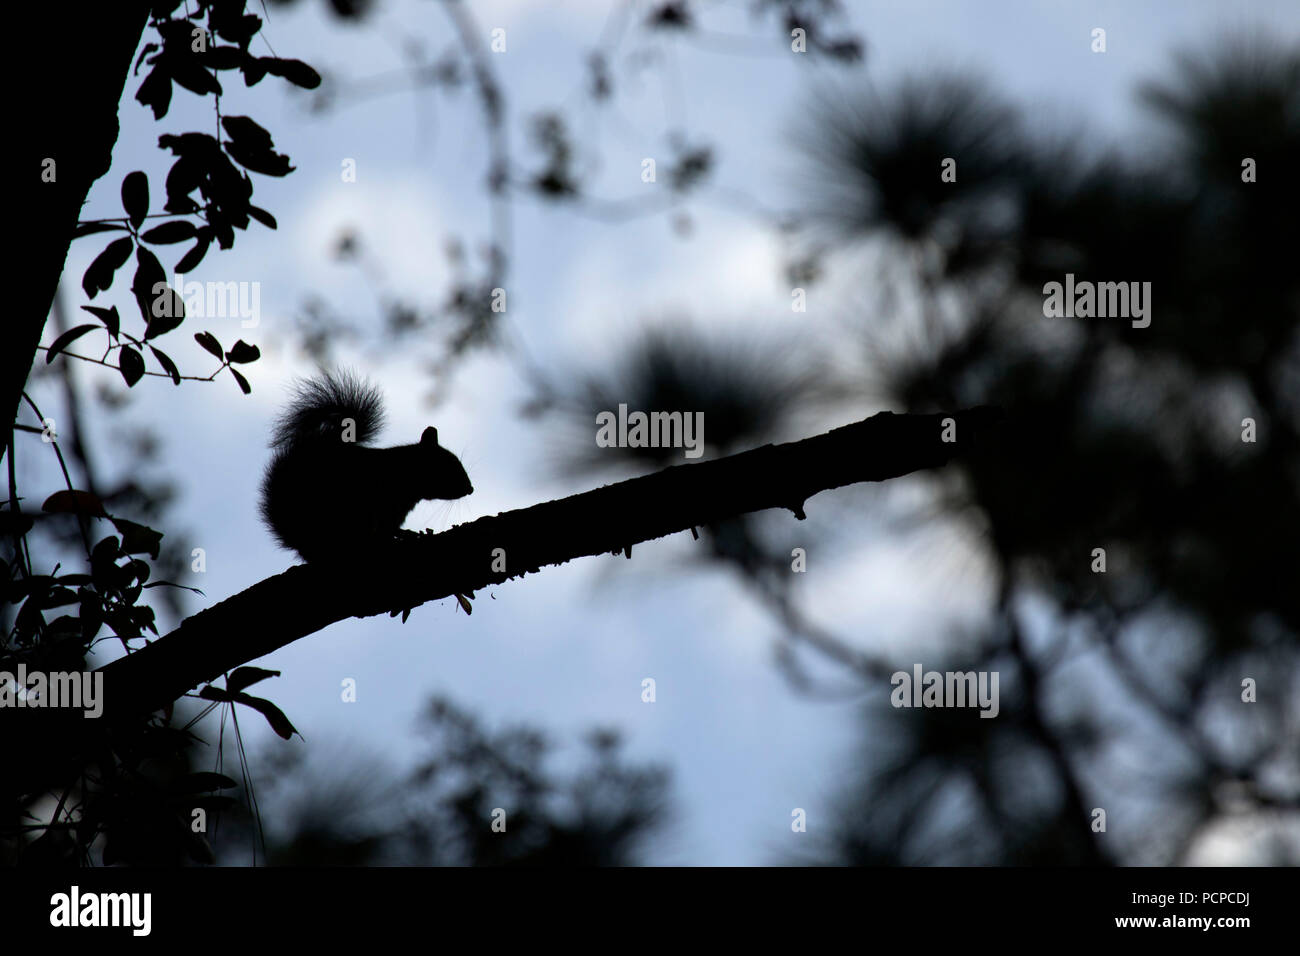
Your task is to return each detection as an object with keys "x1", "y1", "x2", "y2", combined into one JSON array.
[{"x1": 420, "y1": 426, "x2": 474, "y2": 499}]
